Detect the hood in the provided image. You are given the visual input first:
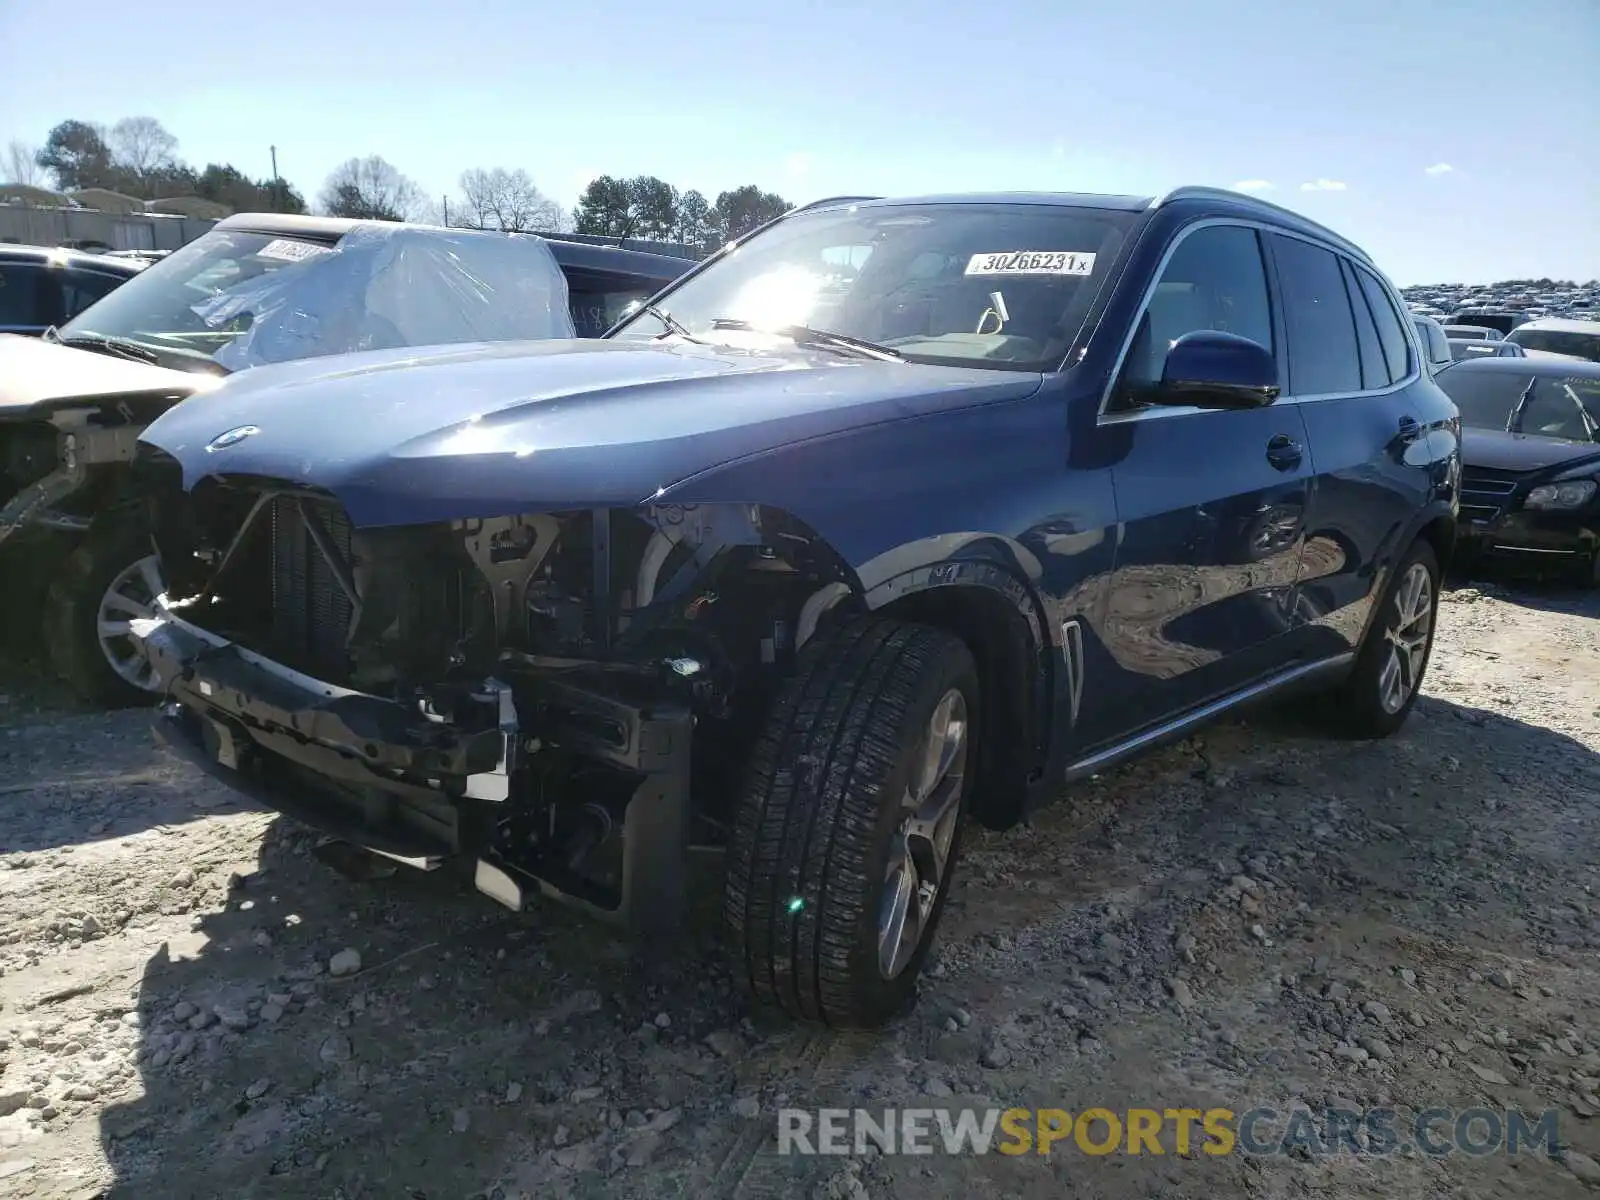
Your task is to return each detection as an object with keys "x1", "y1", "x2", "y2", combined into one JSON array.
[
  {"x1": 139, "y1": 337, "x2": 1044, "y2": 526},
  {"x1": 0, "y1": 333, "x2": 214, "y2": 419},
  {"x1": 1462, "y1": 426, "x2": 1600, "y2": 474}
]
